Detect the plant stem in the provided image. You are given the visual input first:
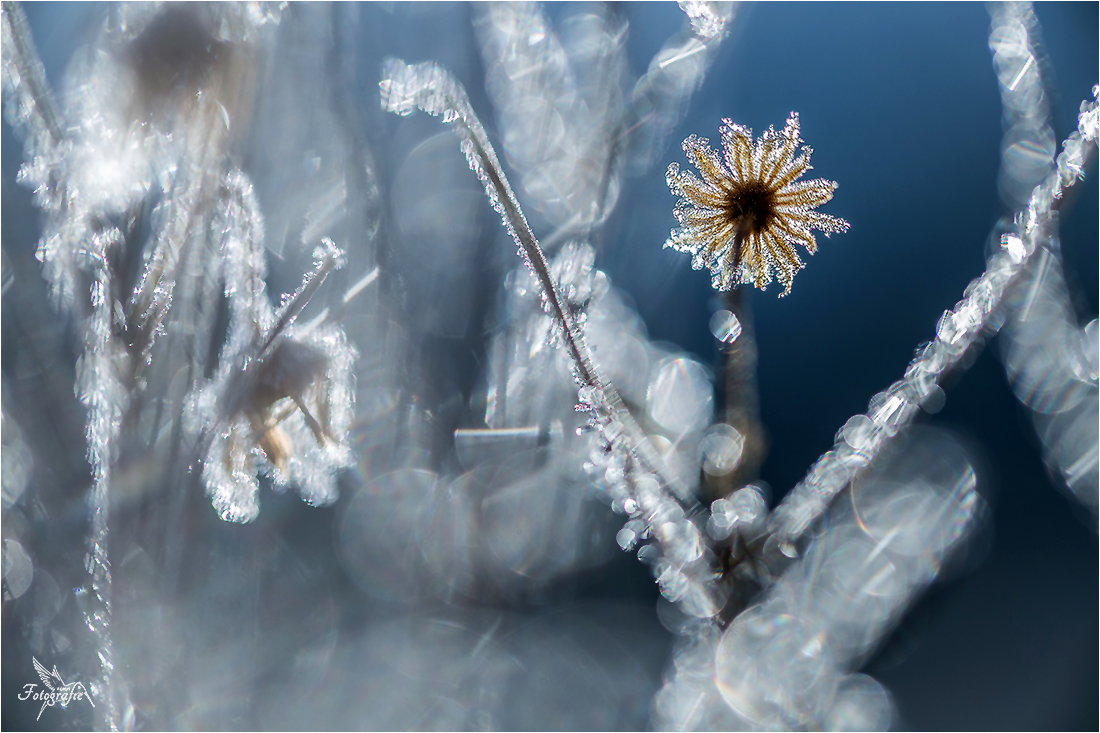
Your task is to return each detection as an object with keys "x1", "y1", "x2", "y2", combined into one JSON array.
[
  {"x1": 713, "y1": 287, "x2": 766, "y2": 496},
  {"x1": 381, "y1": 59, "x2": 695, "y2": 507}
]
